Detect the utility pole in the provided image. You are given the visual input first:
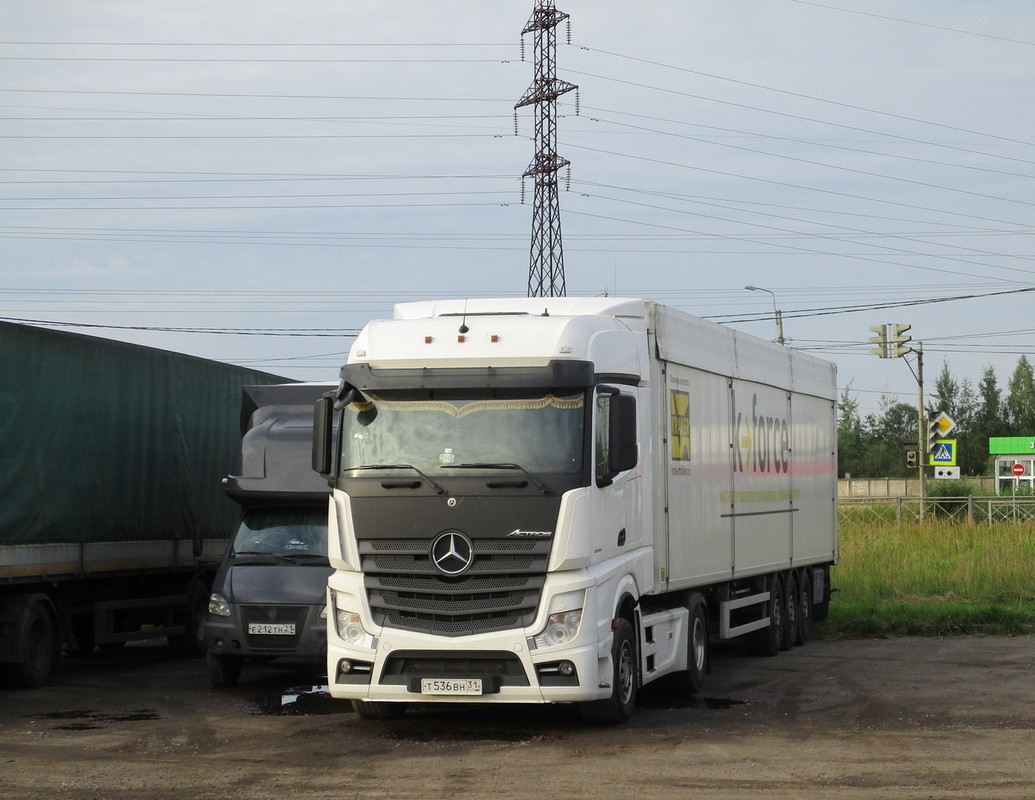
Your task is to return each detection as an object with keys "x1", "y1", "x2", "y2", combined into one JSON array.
[
  {"x1": 916, "y1": 343, "x2": 926, "y2": 511},
  {"x1": 868, "y1": 323, "x2": 926, "y2": 511},
  {"x1": 516, "y1": 1, "x2": 577, "y2": 298}
]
